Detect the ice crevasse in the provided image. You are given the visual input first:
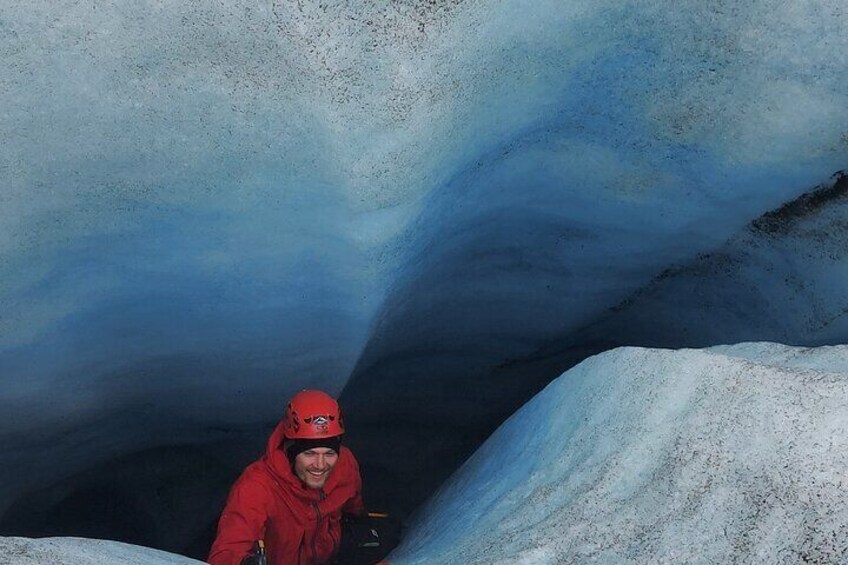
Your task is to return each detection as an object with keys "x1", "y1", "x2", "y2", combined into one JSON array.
[{"x1": 0, "y1": 0, "x2": 847, "y2": 562}]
